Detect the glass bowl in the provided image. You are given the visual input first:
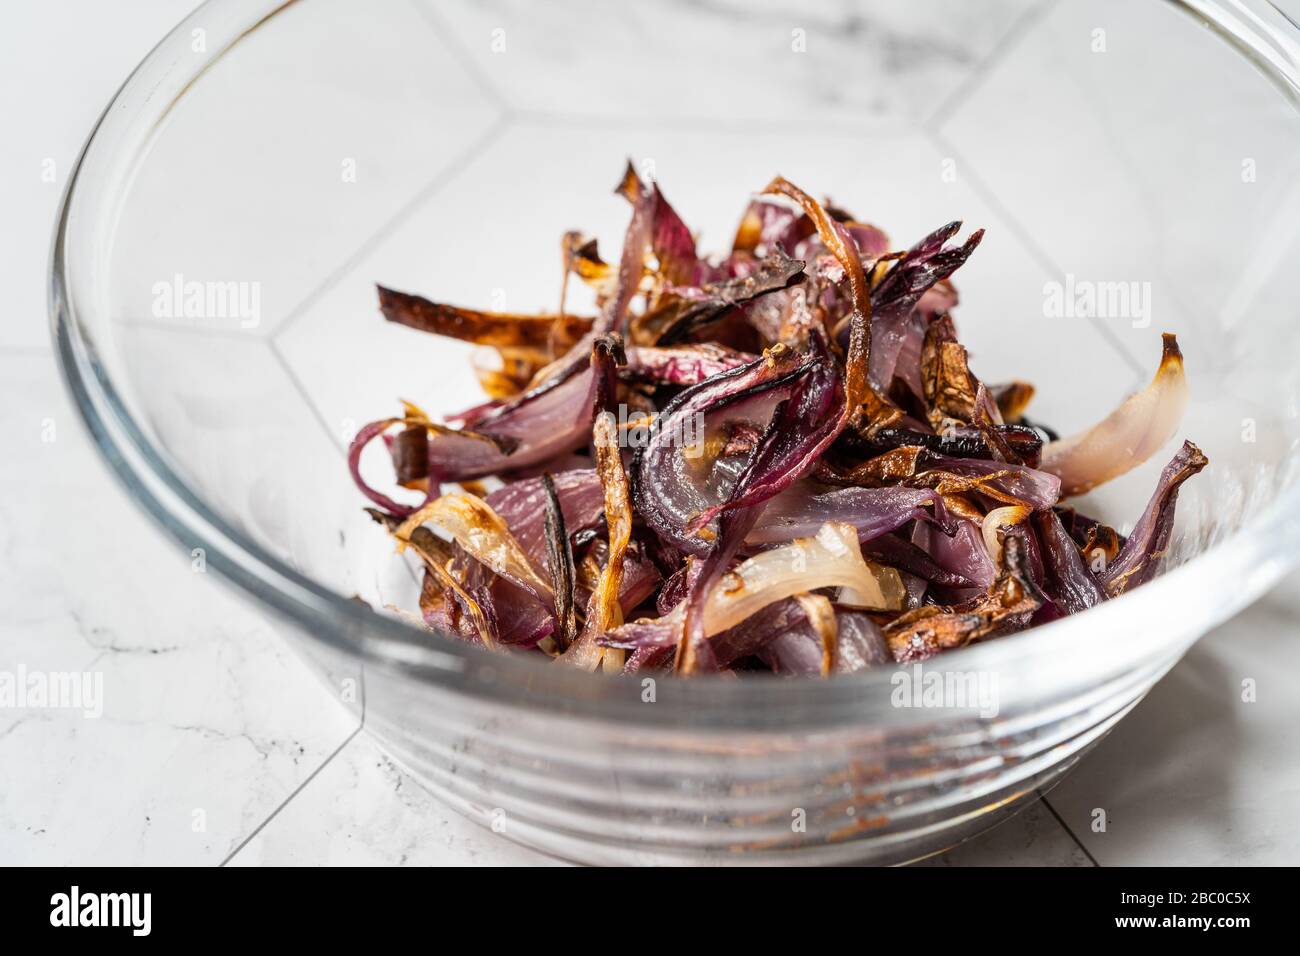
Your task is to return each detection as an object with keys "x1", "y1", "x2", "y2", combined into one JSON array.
[{"x1": 52, "y1": 0, "x2": 1300, "y2": 864}]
